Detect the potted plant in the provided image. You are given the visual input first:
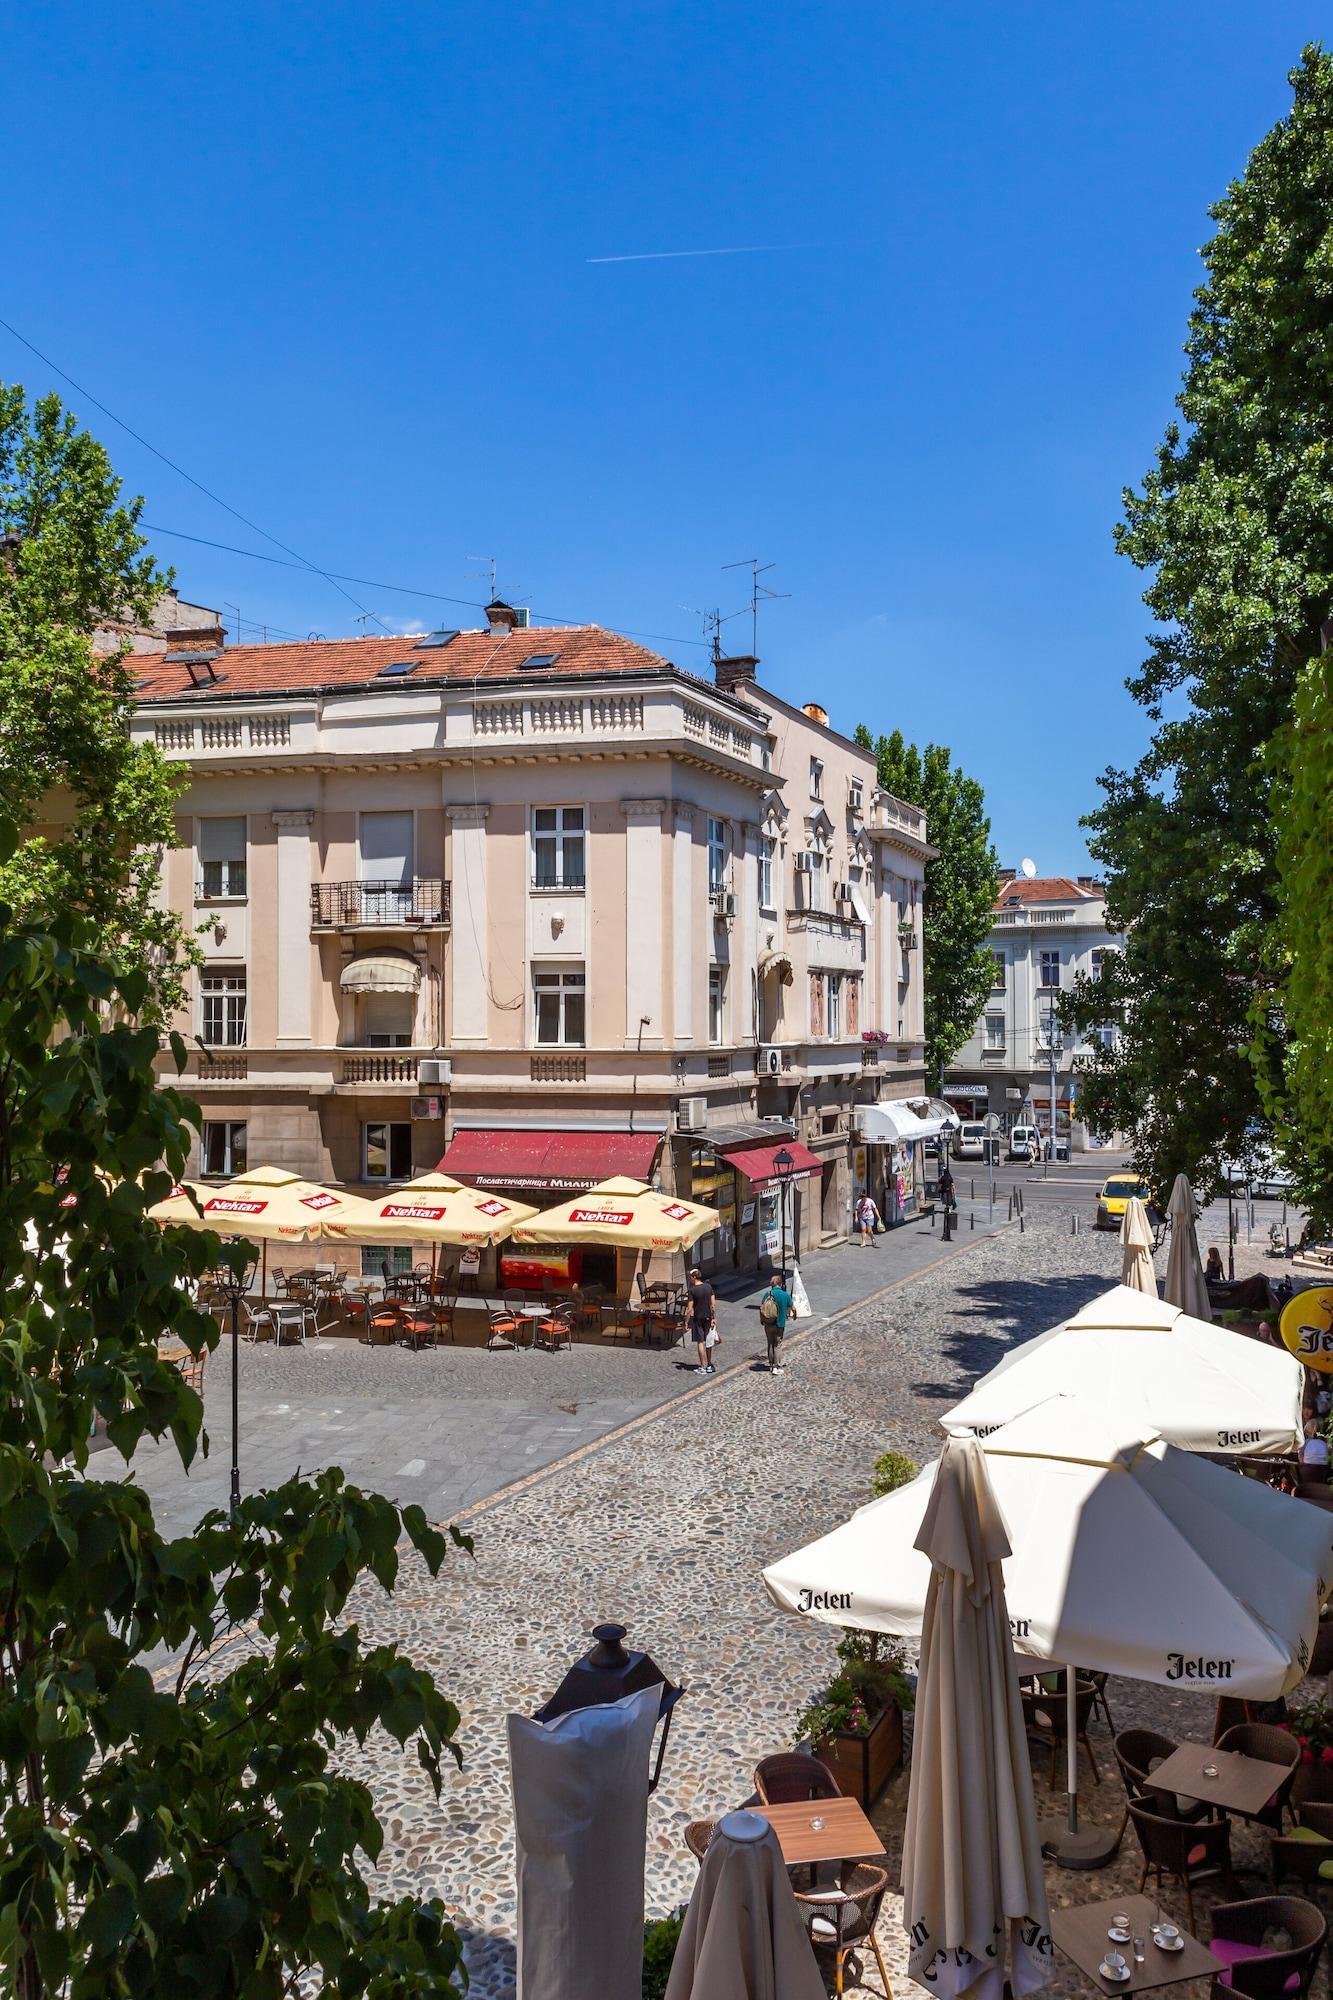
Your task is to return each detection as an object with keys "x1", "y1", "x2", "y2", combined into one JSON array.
[
  {"x1": 1284, "y1": 1696, "x2": 1333, "y2": 1804},
  {"x1": 792, "y1": 1629, "x2": 914, "y2": 1808}
]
